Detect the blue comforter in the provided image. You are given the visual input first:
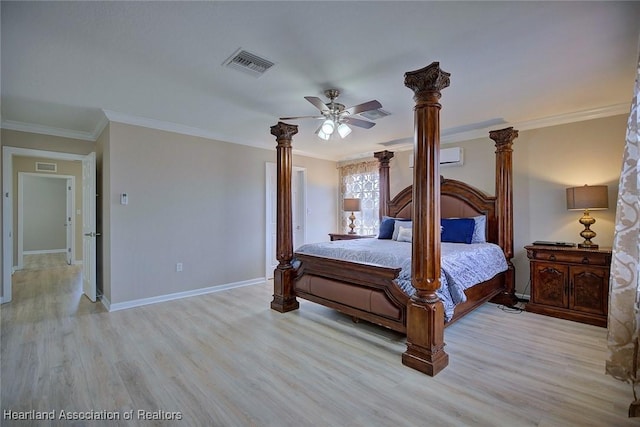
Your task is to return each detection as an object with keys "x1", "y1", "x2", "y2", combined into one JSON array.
[{"x1": 295, "y1": 239, "x2": 508, "y2": 321}]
